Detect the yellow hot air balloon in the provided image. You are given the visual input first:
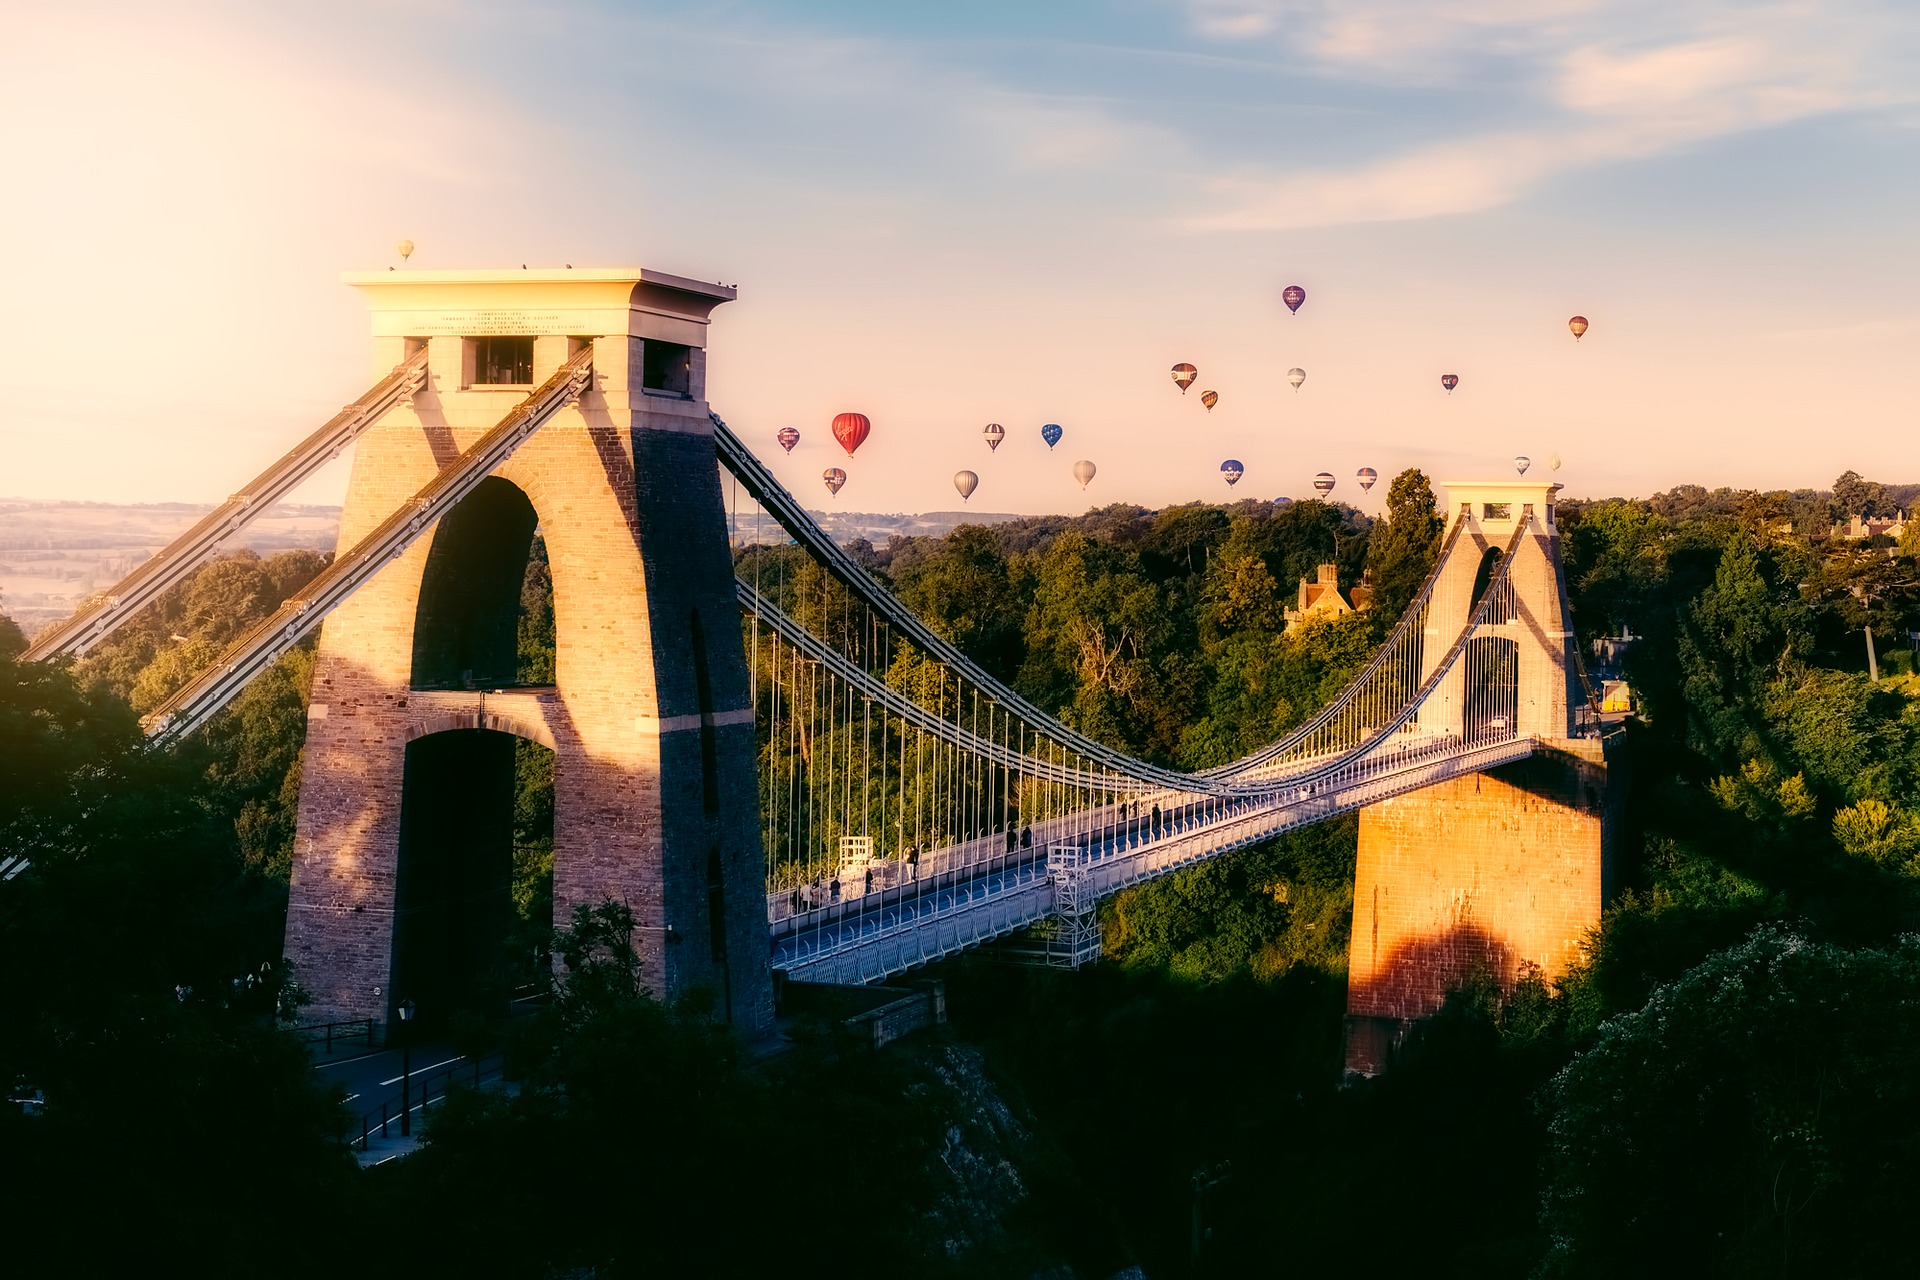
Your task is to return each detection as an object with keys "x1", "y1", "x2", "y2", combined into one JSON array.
[
  {"x1": 1200, "y1": 390, "x2": 1219, "y2": 411},
  {"x1": 1568, "y1": 315, "x2": 1589, "y2": 340},
  {"x1": 397, "y1": 239, "x2": 414, "y2": 261}
]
